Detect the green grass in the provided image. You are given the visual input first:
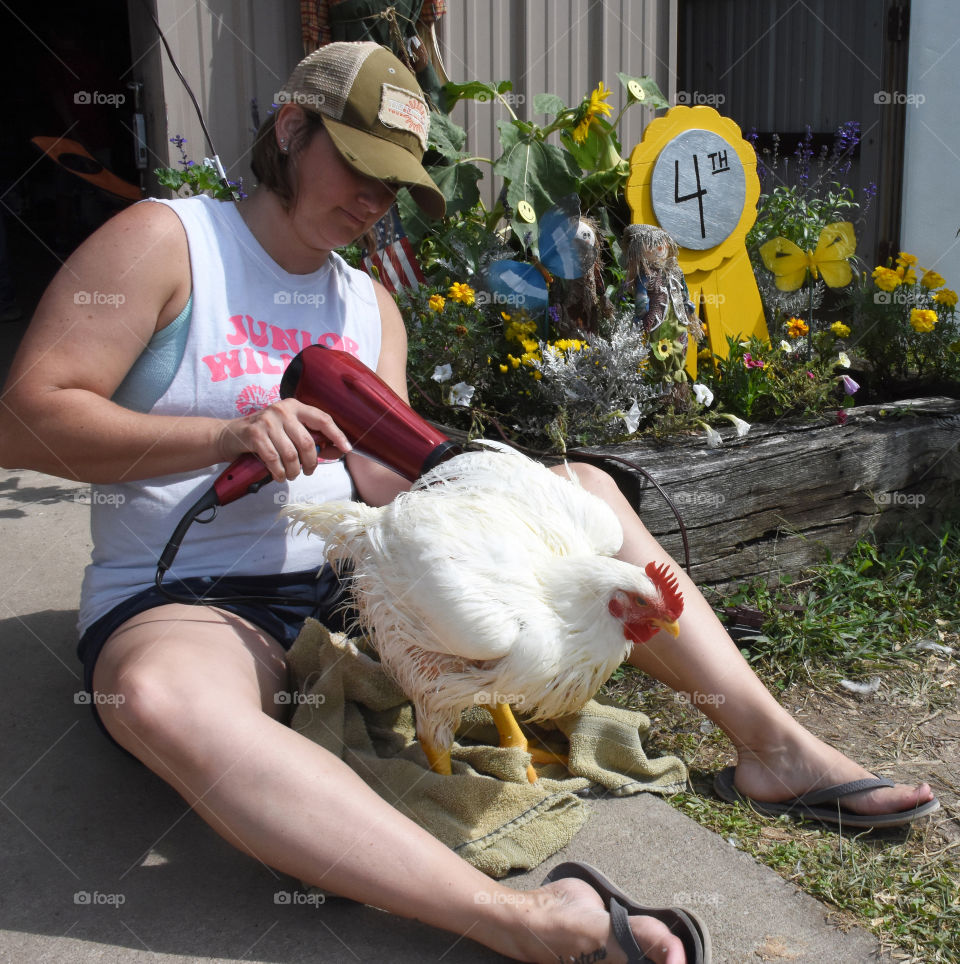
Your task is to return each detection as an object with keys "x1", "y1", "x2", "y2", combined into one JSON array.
[
  {"x1": 704, "y1": 522, "x2": 960, "y2": 686},
  {"x1": 670, "y1": 791, "x2": 960, "y2": 962},
  {"x1": 605, "y1": 521, "x2": 960, "y2": 962}
]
